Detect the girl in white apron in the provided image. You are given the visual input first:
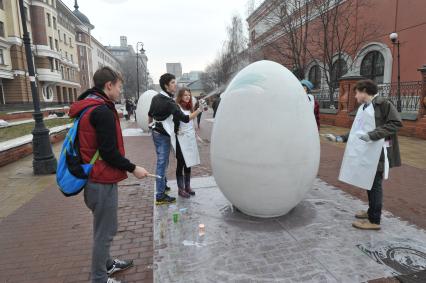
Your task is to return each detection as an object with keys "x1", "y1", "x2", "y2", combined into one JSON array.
[{"x1": 174, "y1": 88, "x2": 201, "y2": 198}]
